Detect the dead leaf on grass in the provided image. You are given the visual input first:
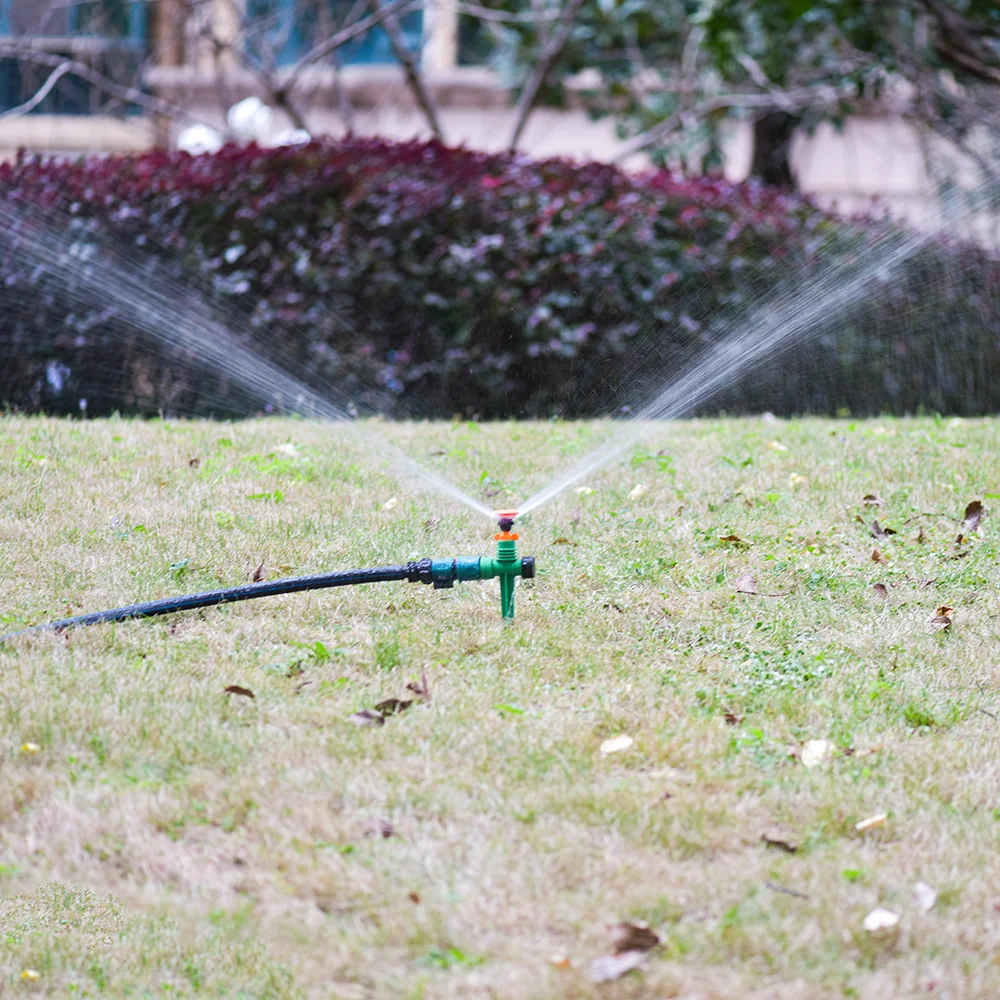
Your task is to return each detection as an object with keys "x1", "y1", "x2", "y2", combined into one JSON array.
[
  {"x1": 348, "y1": 709, "x2": 385, "y2": 727},
  {"x1": 871, "y1": 520, "x2": 897, "y2": 540},
  {"x1": 252, "y1": 561, "x2": 266, "y2": 583},
  {"x1": 373, "y1": 698, "x2": 413, "y2": 717},
  {"x1": 855, "y1": 812, "x2": 888, "y2": 833},
  {"x1": 553, "y1": 537, "x2": 578, "y2": 546},
  {"x1": 588, "y1": 951, "x2": 648, "y2": 983},
  {"x1": 611, "y1": 921, "x2": 661, "y2": 953},
  {"x1": 917, "y1": 527, "x2": 928, "y2": 544},
  {"x1": 424, "y1": 516, "x2": 440, "y2": 532},
  {"x1": 735, "y1": 573, "x2": 759, "y2": 594},
  {"x1": 964, "y1": 500, "x2": 983, "y2": 533},
  {"x1": 912, "y1": 880, "x2": 937, "y2": 914},
  {"x1": 871, "y1": 548, "x2": 887, "y2": 564},
  {"x1": 720, "y1": 534, "x2": 750, "y2": 549},
  {"x1": 931, "y1": 606, "x2": 953, "y2": 630},
  {"x1": 362, "y1": 819, "x2": 395, "y2": 839},
  {"x1": 188, "y1": 457, "x2": 201, "y2": 468},
  {"x1": 872, "y1": 582, "x2": 889, "y2": 601},
  {"x1": 724, "y1": 711, "x2": 745, "y2": 726},
  {"x1": 224, "y1": 685, "x2": 255, "y2": 699},
  {"x1": 761, "y1": 830, "x2": 799, "y2": 853},
  {"x1": 600, "y1": 735, "x2": 634, "y2": 755},
  {"x1": 863, "y1": 494, "x2": 886, "y2": 507},
  {"x1": 405, "y1": 666, "x2": 430, "y2": 700}
]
